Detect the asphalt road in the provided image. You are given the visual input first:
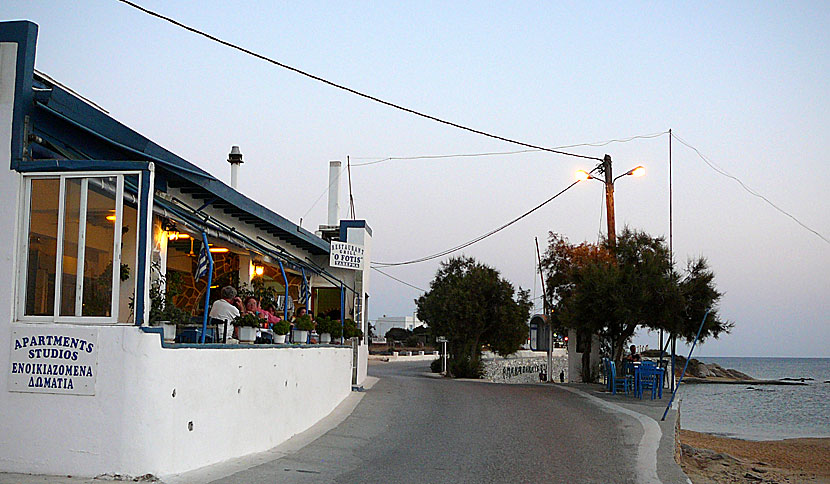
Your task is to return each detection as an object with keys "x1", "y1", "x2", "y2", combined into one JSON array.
[{"x1": 208, "y1": 360, "x2": 645, "y2": 484}]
